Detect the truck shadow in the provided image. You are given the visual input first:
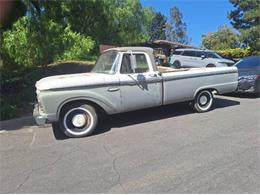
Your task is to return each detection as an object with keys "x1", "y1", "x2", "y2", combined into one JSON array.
[
  {"x1": 222, "y1": 92, "x2": 260, "y2": 99},
  {"x1": 53, "y1": 97, "x2": 240, "y2": 140}
]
